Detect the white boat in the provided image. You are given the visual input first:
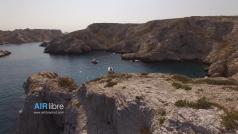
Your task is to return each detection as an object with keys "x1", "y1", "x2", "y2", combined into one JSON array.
[{"x1": 91, "y1": 59, "x2": 98, "y2": 64}]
